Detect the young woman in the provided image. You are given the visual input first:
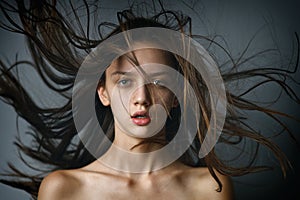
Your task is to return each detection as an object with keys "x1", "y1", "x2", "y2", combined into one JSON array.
[
  {"x1": 38, "y1": 45, "x2": 234, "y2": 199},
  {"x1": 0, "y1": 1, "x2": 299, "y2": 199}
]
